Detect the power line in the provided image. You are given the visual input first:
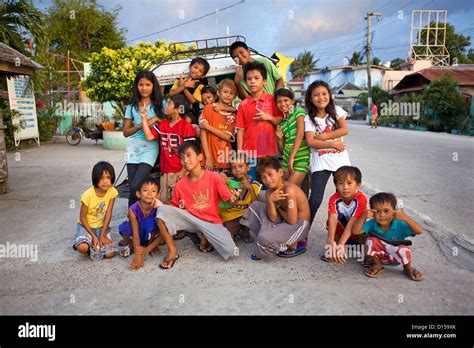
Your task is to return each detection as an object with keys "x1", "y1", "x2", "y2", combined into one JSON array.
[{"x1": 126, "y1": 0, "x2": 245, "y2": 43}]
